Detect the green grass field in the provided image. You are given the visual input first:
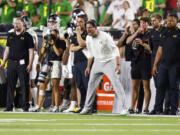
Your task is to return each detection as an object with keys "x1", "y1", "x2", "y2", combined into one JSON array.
[{"x1": 0, "y1": 112, "x2": 180, "y2": 135}]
